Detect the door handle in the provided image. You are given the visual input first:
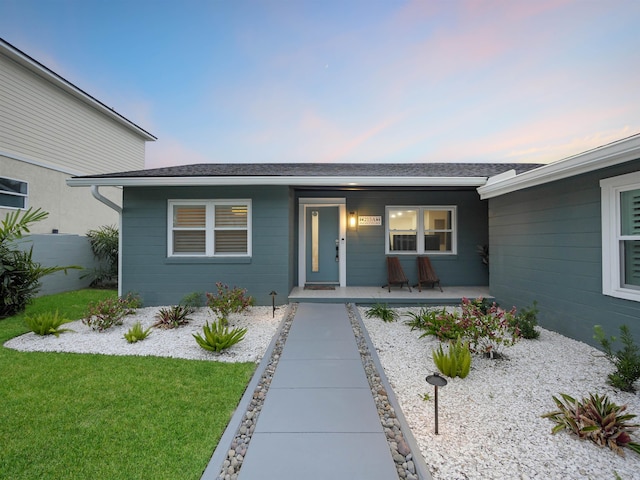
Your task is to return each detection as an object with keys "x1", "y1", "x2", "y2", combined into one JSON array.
[{"x1": 335, "y1": 239, "x2": 339, "y2": 262}]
